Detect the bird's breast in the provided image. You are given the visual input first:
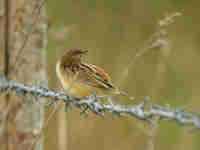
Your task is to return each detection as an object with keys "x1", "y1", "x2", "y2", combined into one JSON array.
[{"x1": 56, "y1": 61, "x2": 97, "y2": 98}]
